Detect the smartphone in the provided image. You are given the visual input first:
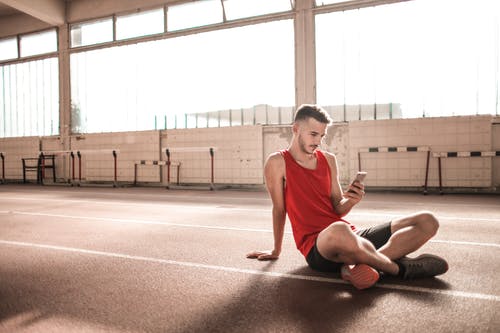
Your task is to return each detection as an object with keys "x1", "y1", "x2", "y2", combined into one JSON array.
[{"x1": 348, "y1": 171, "x2": 367, "y2": 193}]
